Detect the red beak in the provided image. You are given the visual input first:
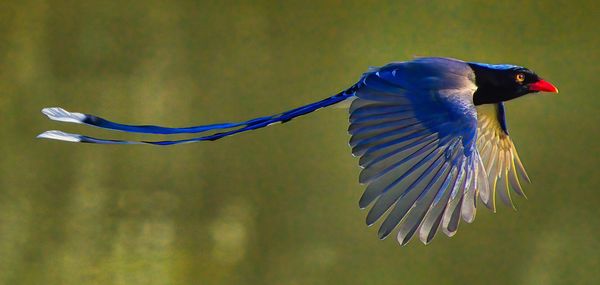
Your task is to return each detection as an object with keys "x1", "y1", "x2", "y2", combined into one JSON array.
[{"x1": 528, "y1": 79, "x2": 558, "y2": 93}]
